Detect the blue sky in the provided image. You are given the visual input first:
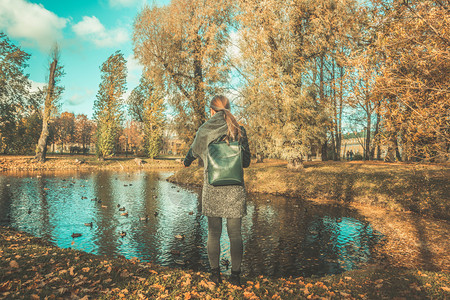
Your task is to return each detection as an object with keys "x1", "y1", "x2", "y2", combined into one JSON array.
[{"x1": 0, "y1": 0, "x2": 170, "y2": 118}]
